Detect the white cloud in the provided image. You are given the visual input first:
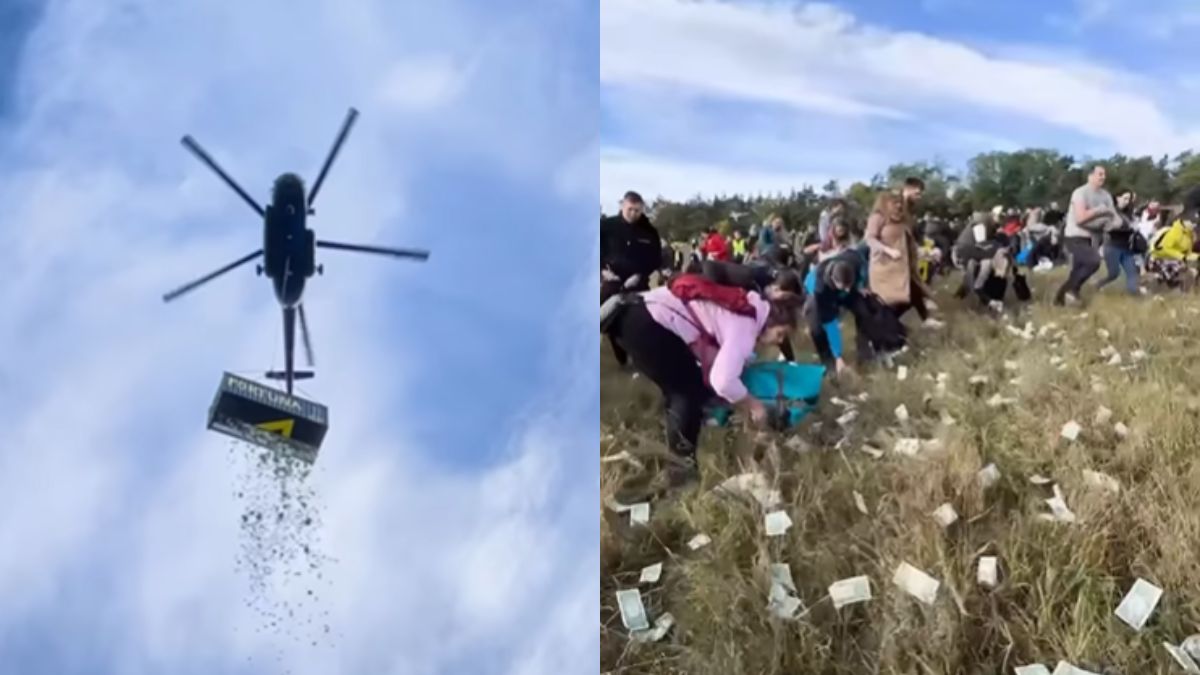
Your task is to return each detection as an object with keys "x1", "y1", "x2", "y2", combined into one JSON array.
[
  {"x1": 0, "y1": 0, "x2": 595, "y2": 673},
  {"x1": 601, "y1": 0, "x2": 1200, "y2": 156},
  {"x1": 601, "y1": 146, "x2": 850, "y2": 203},
  {"x1": 376, "y1": 56, "x2": 470, "y2": 112}
]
